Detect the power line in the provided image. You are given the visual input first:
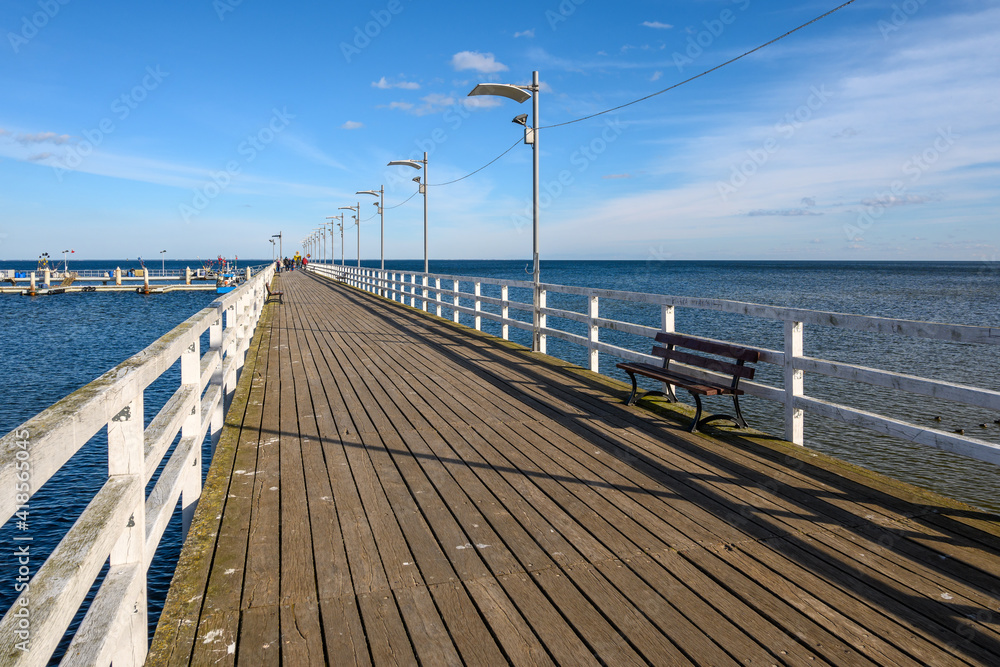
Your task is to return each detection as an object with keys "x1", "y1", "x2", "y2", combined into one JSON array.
[
  {"x1": 426, "y1": 138, "x2": 521, "y2": 187},
  {"x1": 384, "y1": 190, "x2": 420, "y2": 209},
  {"x1": 542, "y1": 0, "x2": 857, "y2": 129},
  {"x1": 419, "y1": 0, "x2": 857, "y2": 187}
]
